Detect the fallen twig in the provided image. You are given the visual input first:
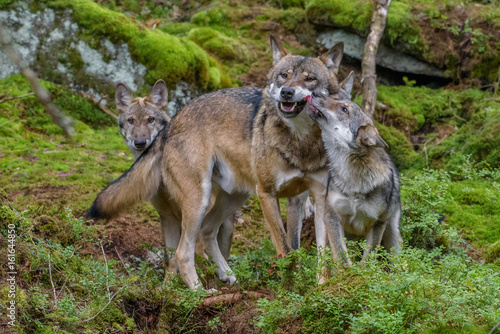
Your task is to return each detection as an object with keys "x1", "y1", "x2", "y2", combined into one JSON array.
[
  {"x1": 199, "y1": 291, "x2": 270, "y2": 308},
  {"x1": 0, "y1": 92, "x2": 34, "y2": 104},
  {"x1": 100, "y1": 241, "x2": 111, "y2": 302},
  {"x1": 114, "y1": 246, "x2": 129, "y2": 275},
  {"x1": 48, "y1": 254, "x2": 58, "y2": 307}
]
